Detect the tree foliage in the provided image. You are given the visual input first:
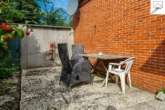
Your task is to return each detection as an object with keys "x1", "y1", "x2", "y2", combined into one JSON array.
[
  {"x1": 0, "y1": 0, "x2": 71, "y2": 27},
  {"x1": 0, "y1": 0, "x2": 41, "y2": 24}
]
